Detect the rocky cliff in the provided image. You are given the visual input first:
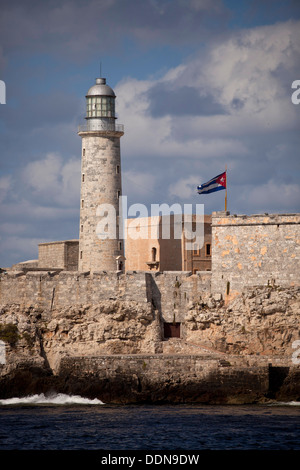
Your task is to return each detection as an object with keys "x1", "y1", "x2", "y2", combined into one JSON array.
[{"x1": 0, "y1": 285, "x2": 299, "y2": 403}]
